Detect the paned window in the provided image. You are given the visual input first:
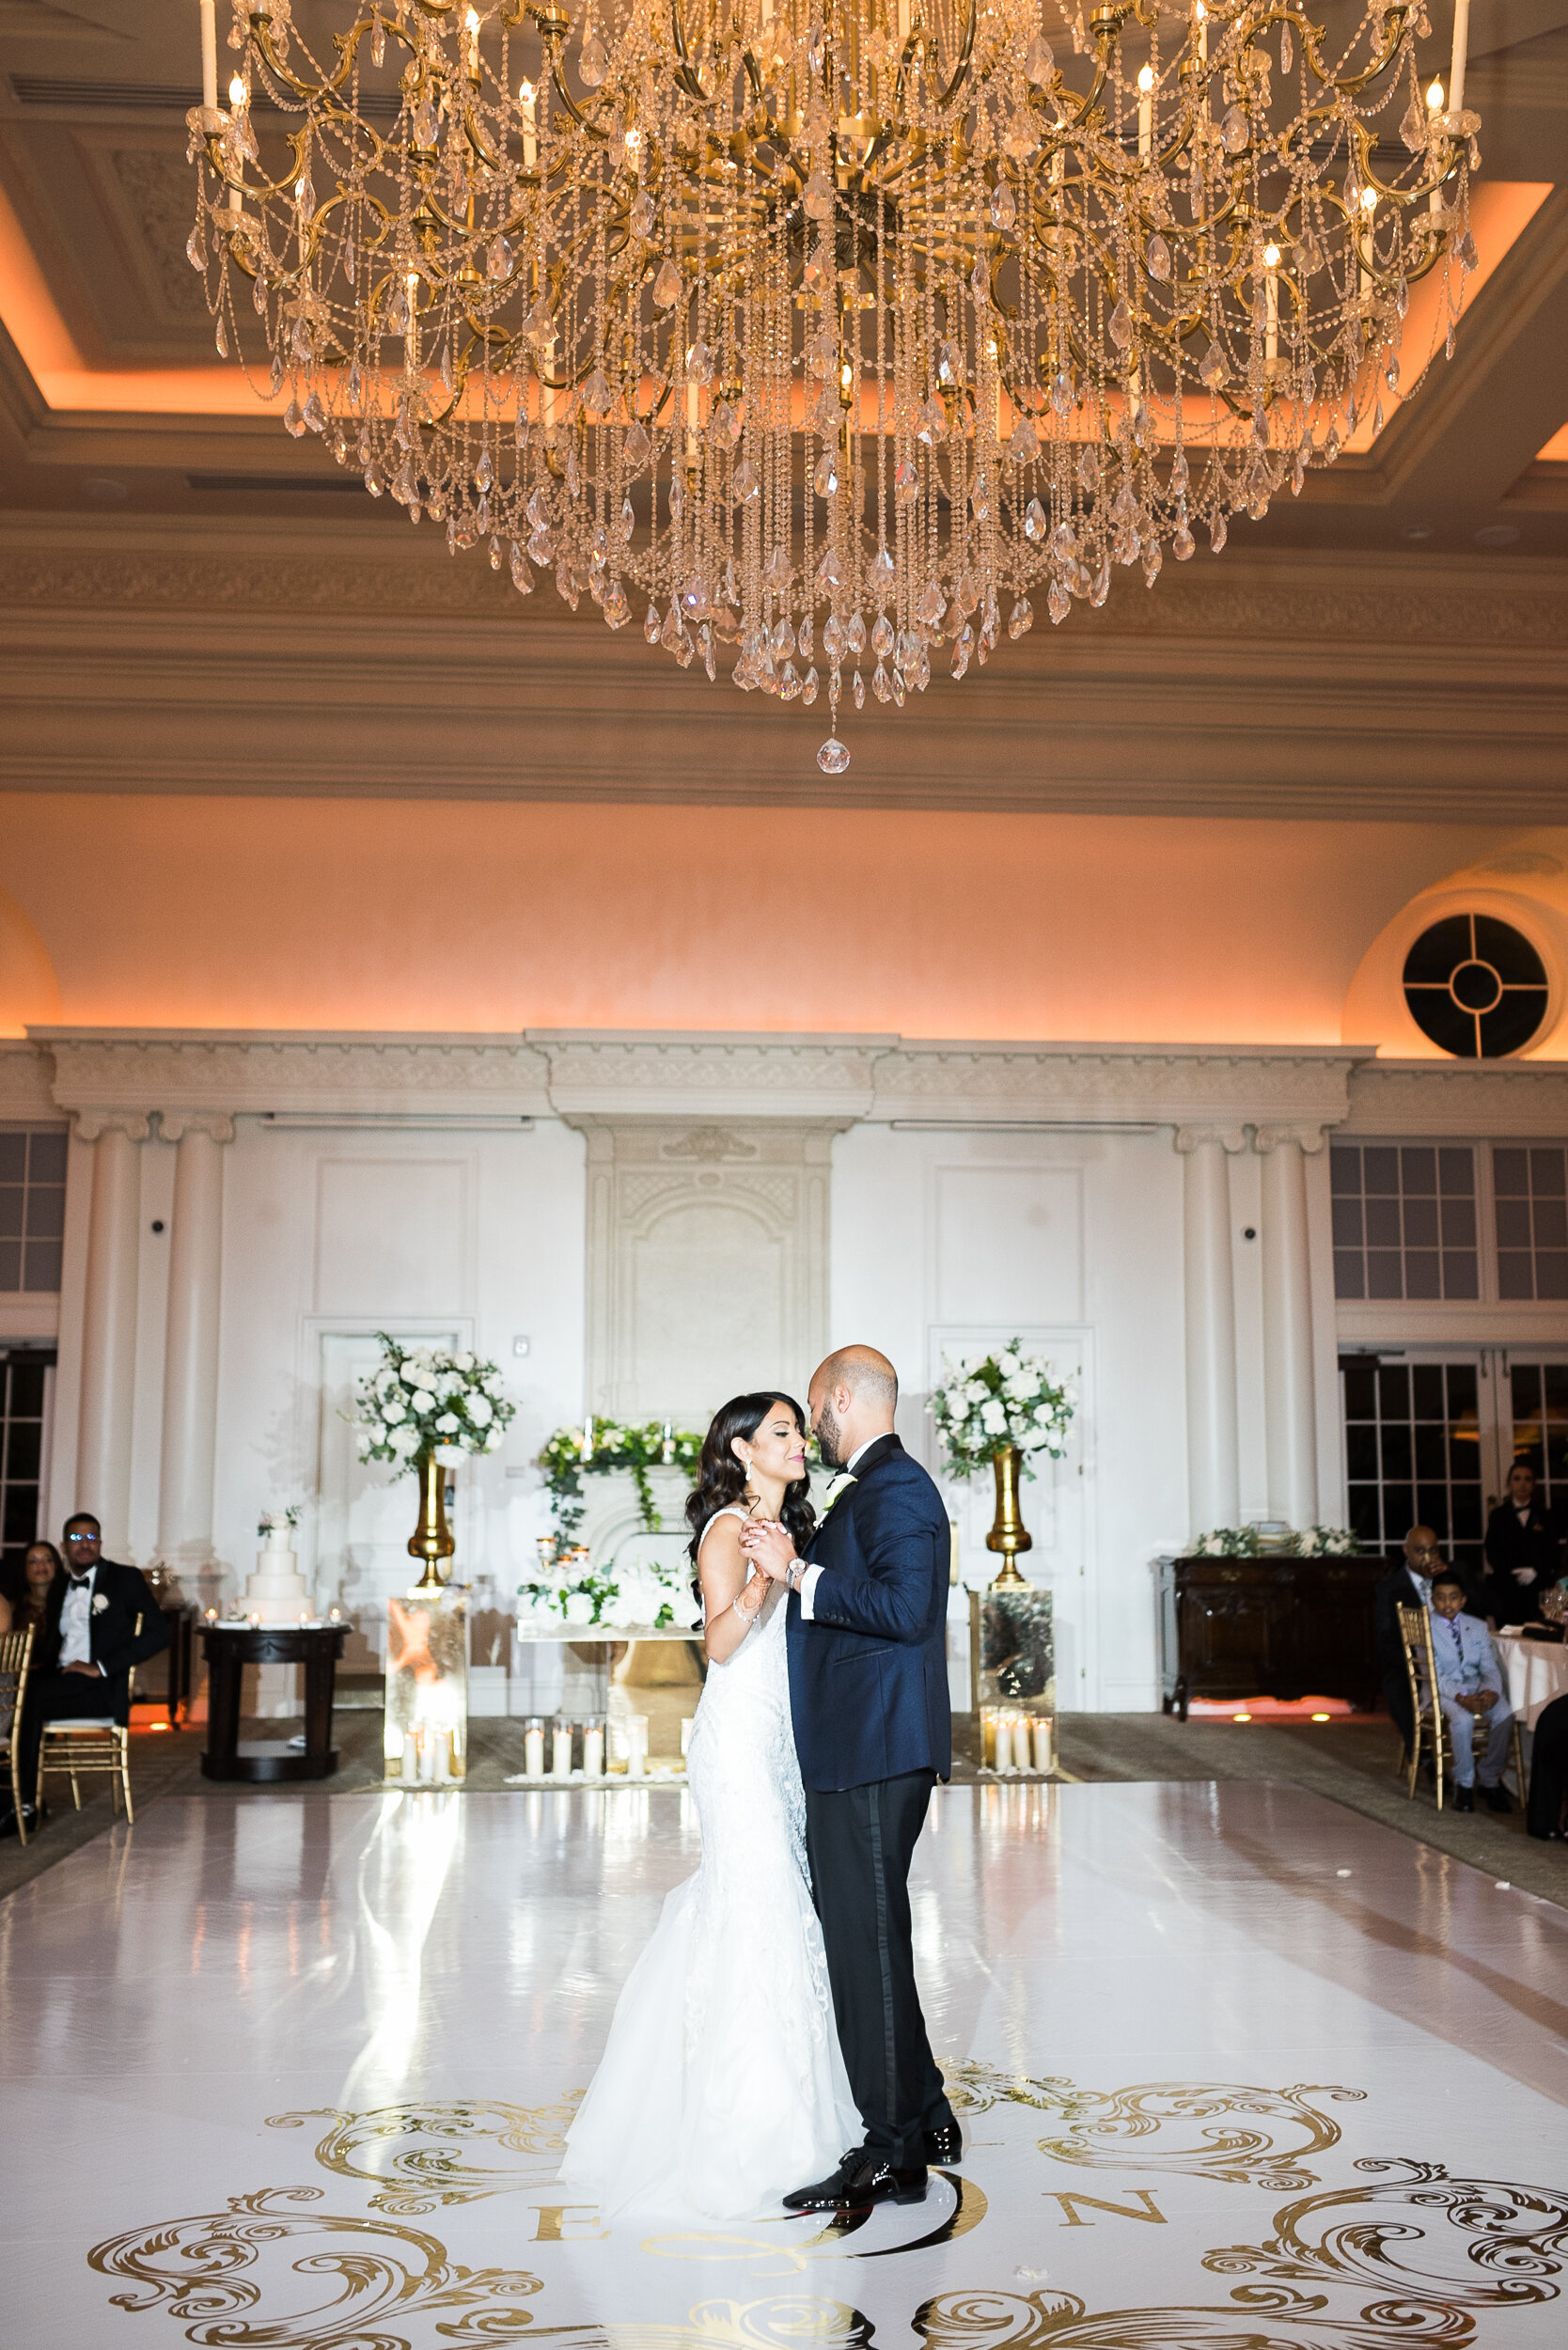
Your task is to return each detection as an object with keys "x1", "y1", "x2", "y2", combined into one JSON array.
[
  {"x1": 1330, "y1": 1144, "x2": 1479, "y2": 1302},
  {"x1": 1341, "y1": 1356, "x2": 1483, "y2": 1573},
  {"x1": 1403, "y1": 914, "x2": 1549, "y2": 1058},
  {"x1": 1493, "y1": 1148, "x2": 1568, "y2": 1301},
  {"x1": 0, "y1": 1127, "x2": 67, "y2": 1292},
  {"x1": 0, "y1": 1350, "x2": 53, "y2": 1590},
  {"x1": 1505, "y1": 1362, "x2": 1568, "y2": 1511}
]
